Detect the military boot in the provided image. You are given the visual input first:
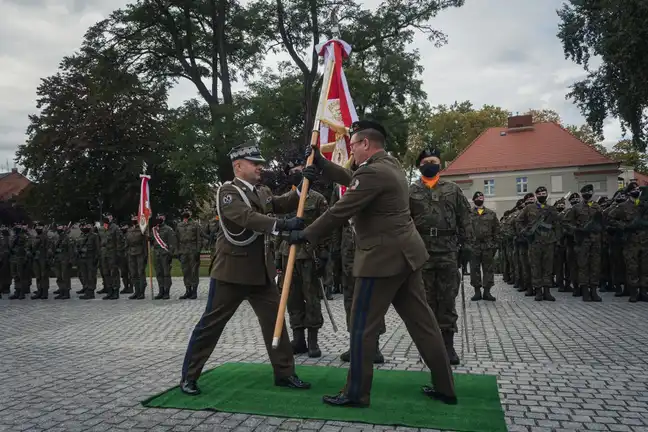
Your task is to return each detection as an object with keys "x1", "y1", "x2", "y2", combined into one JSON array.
[
  {"x1": 638, "y1": 287, "x2": 648, "y2": 302},
  {"x1": 129, "y1": 285, "x2": 140, "y2": 300},
  {"x1": 542, "y1": 286, "x2": 555, "y2": 301},
  {"x1": 102, "y1": 287, "x2": 119, "y2": 300},
  {"x1": 79, "y1": 290, "x2": 95, "y2": 299},
  {"x1": 76, "y1": 287, "x2": 86, "y2": 294},
  {"x1": 54, "y1": 291, "x2": 70, "y2": 300},
  {"x1": 307, "y1": 329, "x2": 321, "y2": 358},
  {"x1": 31, "y1": 290, "x2": 42, "y2": 300},
  {"x1": 291, "y1": 329, "x2": 308, "y2": 354},
  {"x1": 442, "y1": 332, "x2": 460, "y2": 365},
  {"x1": 134, "y1": 284, "x2": 146, "y2": 299},
  {"x1": 154, "y1": 288, "x2": 165, "y2": 300},
  {"x1": 614, "y1": 284, "x2": 627, "y2": 297},
  {"x1": 120, "y1": 284, "x2": 133, "y2": 294},
  {"x1": 581, "y1": 285, "x2": 591, "y2": 302},
  {"x1": 516, "y1": 285, "x2": 526, "y2": 292},
  {"x1": 374, "y1": 339, "x2": 385, "y2": 364},
  {"x1": 340, "y1": 350, "x2": 350, "y2": 362},
  {"x1": 97, "y1": 287, "x2": 108, "y2": 294},
  {"x1": 189, "y1": 286, "x2": 198, "y2": 299},
  {"x1": 471, "y1": 287, "x2": 482, "y2": 301},
  {"x1": 534, "y1": 287, "x2": 543, "y2": 301},
  {"x1": 52, "y1": 289, "x2": 61, "y2": 295},
  {"x1": 179, "y1": 287, "x2": 190, "y2": 299},
  {"x1": 628, "y1": 285, "x2": 638, "y2": 303},
  {"x1": 482, "y1": 287, "x2": 496, "y2": 301},
  {"x1": 590, "y1": 285, "x2": 602, "y2": 302},
  {"x1": 572, "y1": 285, "x2": 582, "y2": 297},
  {"x1": 525, "y1": 286, "x2": 535, "y2": 297},
  {"x1": 9, "y1": 290, "x2": 25, "y2": 300},
  {"x1": 162, "y1": 286, "x2": 170, "y2": 300}
]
